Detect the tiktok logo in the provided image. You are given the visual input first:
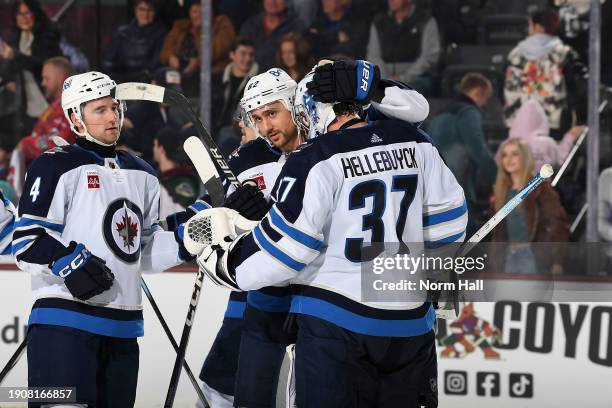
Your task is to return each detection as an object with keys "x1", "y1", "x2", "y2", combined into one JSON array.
[{"x1": 509, "y1": 373, "x2": 533, "y2": 398}]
